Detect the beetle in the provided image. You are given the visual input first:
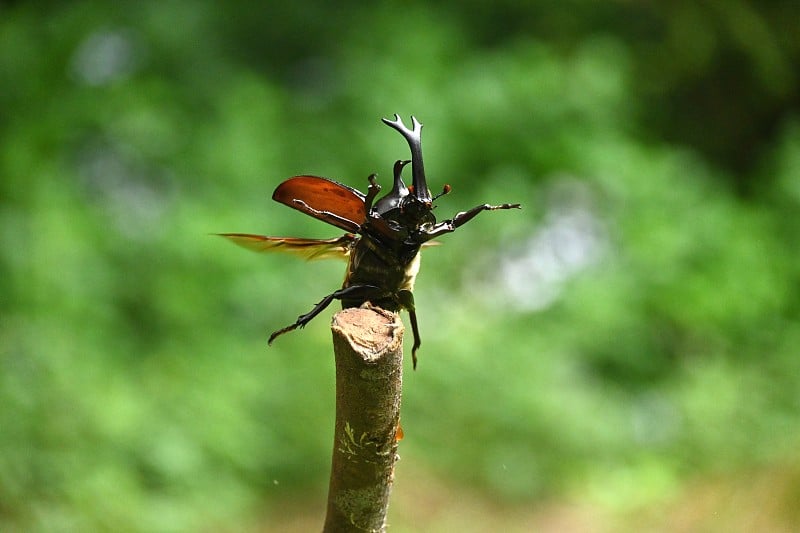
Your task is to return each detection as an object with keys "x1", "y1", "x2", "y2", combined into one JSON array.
[{"x1": 220, "y1": 115, "x2": 520, "y2": 368}]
